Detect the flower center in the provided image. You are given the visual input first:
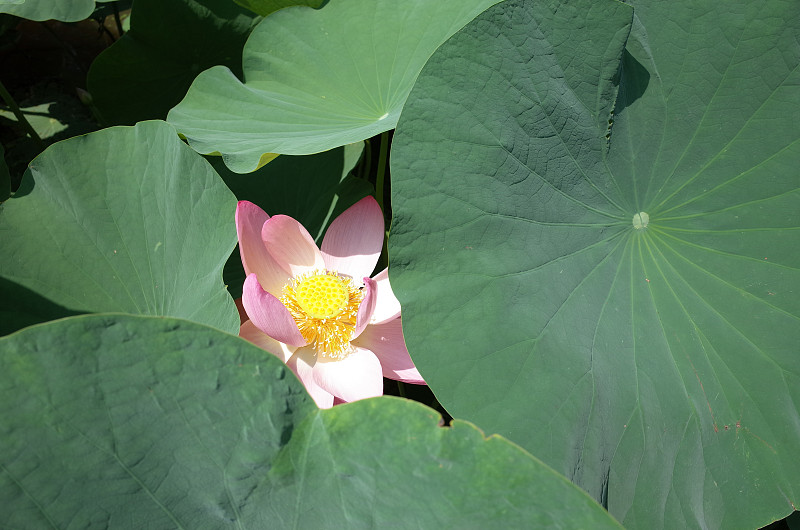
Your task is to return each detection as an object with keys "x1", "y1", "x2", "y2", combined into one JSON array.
[
  {"x1": 281, "y1": 271, "x2": 363, "y2": 360},
  {"x1": 294, "y1": 273, "x2": 350, "y2": 319}
]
